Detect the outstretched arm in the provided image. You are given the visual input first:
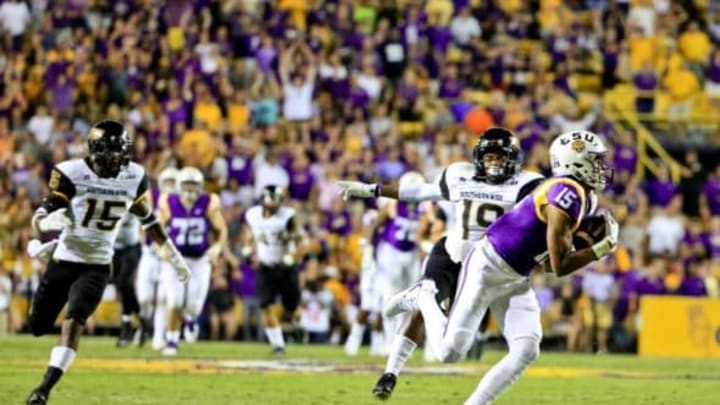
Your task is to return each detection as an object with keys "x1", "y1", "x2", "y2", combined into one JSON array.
[{"x1": 337, "y1": 179, "x2": 444, "y2": 202}]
